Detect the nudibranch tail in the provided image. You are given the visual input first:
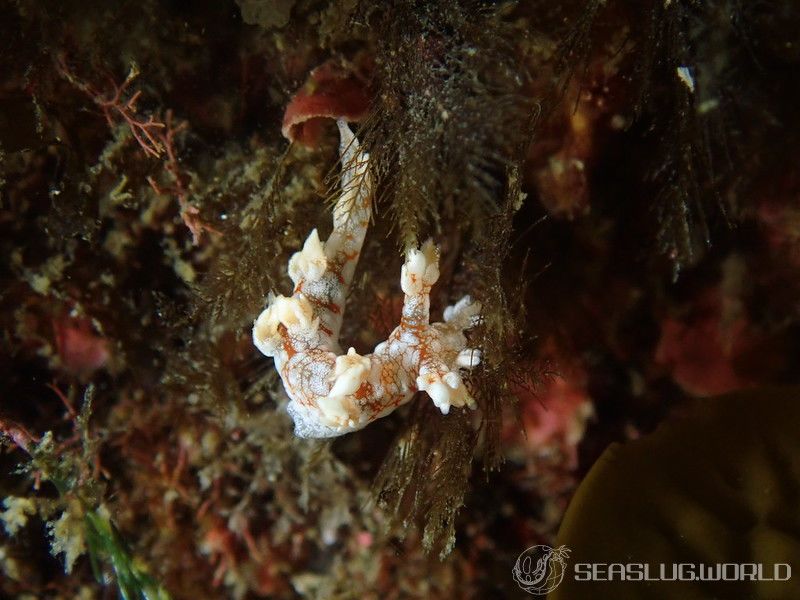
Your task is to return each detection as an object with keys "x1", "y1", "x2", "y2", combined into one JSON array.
[{"x1": 253, "y1": 120, "x2": 482, "y2": 438}]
